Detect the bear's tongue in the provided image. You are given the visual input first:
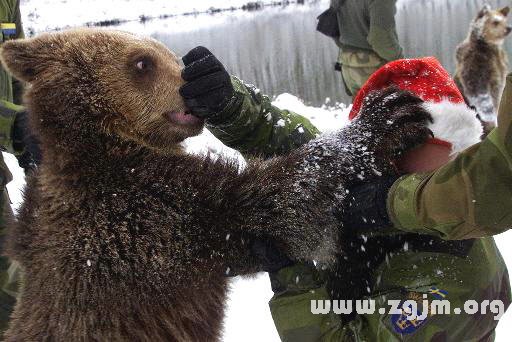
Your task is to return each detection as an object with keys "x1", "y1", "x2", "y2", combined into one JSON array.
[{"x1": 165, "y1": 111, "x2": 203, "y2": 126}]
